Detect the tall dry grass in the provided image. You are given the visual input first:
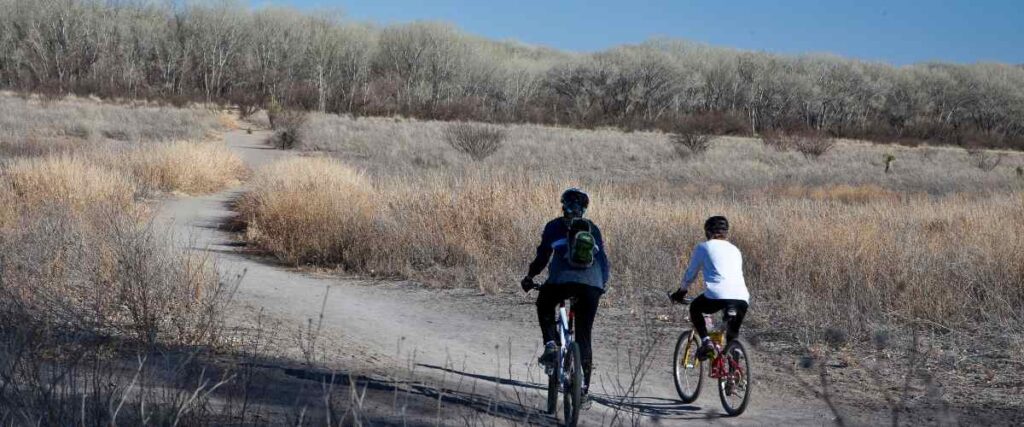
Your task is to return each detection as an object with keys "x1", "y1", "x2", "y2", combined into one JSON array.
[
  {"x1": 237, "y1": 157, "x2": 376, "y2": 266},
  {"x1": 238, "y1": 114, "x2": 1024, "y2": 344},
  {"x1": 106, "y1": 141, "x2": 247, "y2": 195},
  {"x1": 0, "y1": 155, "x2": 137, "y2": 212},
  {"x1": 0, "y1": 93, "x2": 247, "y2": 196}
]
